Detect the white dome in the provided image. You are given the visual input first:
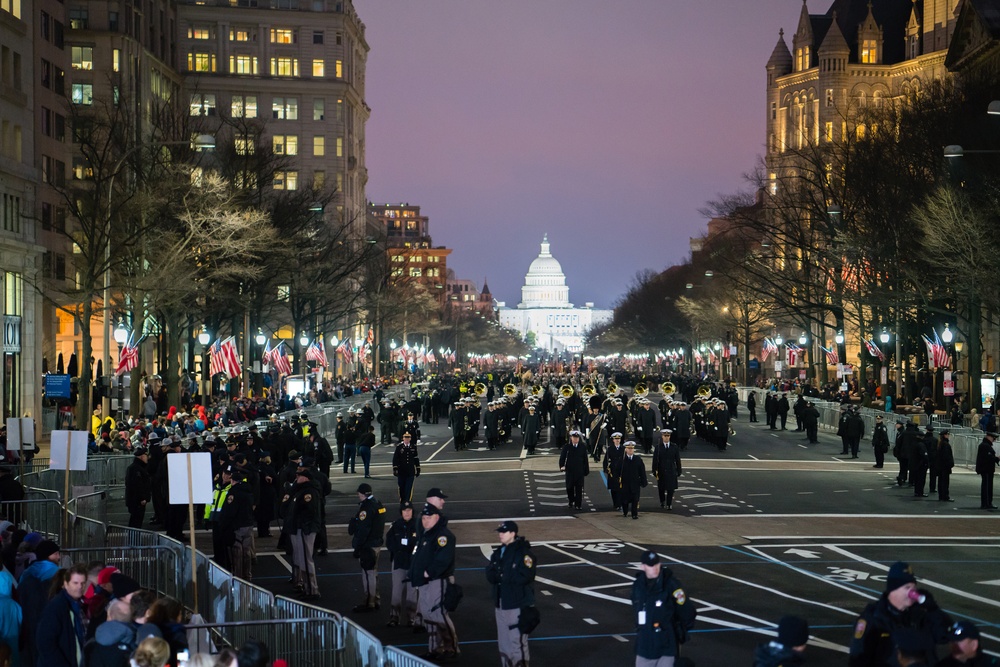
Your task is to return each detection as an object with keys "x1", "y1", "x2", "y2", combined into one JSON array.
[{"x1": 519, "y1": 234, "x2": 572, "y2": 308}]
